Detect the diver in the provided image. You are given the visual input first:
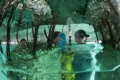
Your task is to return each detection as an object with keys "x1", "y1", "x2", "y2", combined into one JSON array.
[
  {"x1": 20, "y1": 38, "x2": 27, "y2": 48},
  {"x1": 74, "y1": 30, "x2": 90, "y2": 44},
  {"x1": 20, "y1": 38, "x2": 26, "y2": 43},
  {"x1": 53, "y1": 31, "x2": 66, "y2": 48}
]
